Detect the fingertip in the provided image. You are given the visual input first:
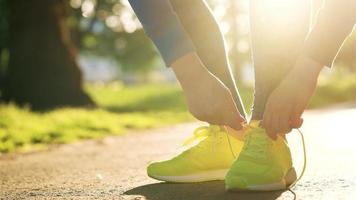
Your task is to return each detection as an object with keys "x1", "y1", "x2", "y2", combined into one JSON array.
[
  {"x1": 234, "y1": 112, "x2": 246, "y2": 123},
  {"x1": 299, "y1": 118, "x2": 304, "y2": 126},
  {"x1": 260, "y1": 120, "x2": 266, "y2": 128},
  {"x1": 271, "y1": 134, "x2": 277, "y2": 141},
  {"x1": 238, "y1": 115, "x2": 246, "y2": 124},
  {"x1": 266, "y1": 130, "x2": 273, "y2": 139},
  {"x1": 290, "y1": 118, "x2": 303, "y2": 128},
  {"x1": 226, "y1": 115, "x2": 246, "y2": 131},
  {"x1": 235, "y1": 123, "x2": 244, "y2": 131}
]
